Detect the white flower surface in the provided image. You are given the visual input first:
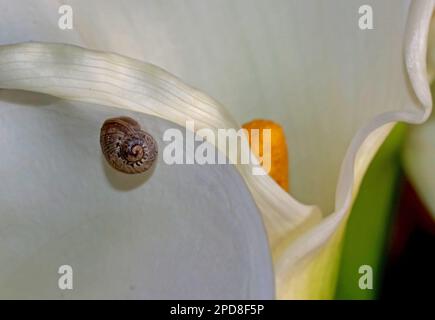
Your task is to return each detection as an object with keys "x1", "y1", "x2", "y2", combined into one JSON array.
[{"x1": 0, "y1": 0, "x2": 433, "y2": 299}]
